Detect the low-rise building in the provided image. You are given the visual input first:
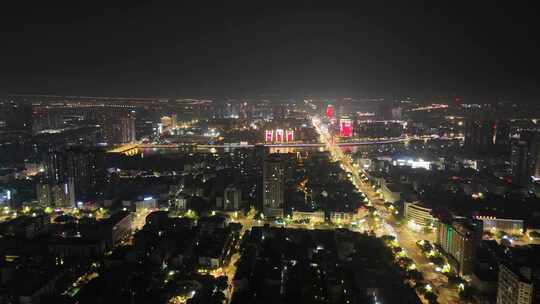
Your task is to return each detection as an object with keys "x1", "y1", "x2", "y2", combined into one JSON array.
[
  {"x1": 196, "y1": 227, "x2": 234, "y2": 269},
  {"x1": 0, "y1": 260, "x2": 62, "y2": 304},
  {"x1": 329, "y1": 211, "x2": 354, "y2": 224},
  {"x1": 473, "y1": 216, "x2": 524, "y2": 235},
  {"x1": 198, "y1": 216, "x2": 228, "y2": 233},
  {"x1": 380, "y1": 182, "x2": 401, "y2": 203},
  {"x1": 365, "y1": 171, "x2": 386, "y2": 188},
  {"x1": 404, "y1": 201, "x2": 436, "y2": 228},
  {"x1": 171, "y1": 195, "x2": 188, "y2": 212},
  {"x1": 0, "y1": 214, "x2": 50, "y2": 239},
  {"x1": 104, "y1": 211, "x2": 133, "y2": 246},
  {"x1": 47, "y1": 211, "x2": 132, "y2": 258},
  {"x1": 135, "y1": 197, "x2": 157, "y2": 211},
  {"x1": 48, "y1": 236, "x2": 107, "y2": 259},
  {"x1": 262, "y1": 206, "x2": 284, "y2": 218},
  {"x1": 292, "y1": 210, "x2": 325, "y2": 224}
]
